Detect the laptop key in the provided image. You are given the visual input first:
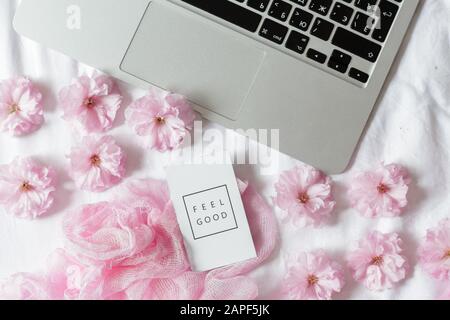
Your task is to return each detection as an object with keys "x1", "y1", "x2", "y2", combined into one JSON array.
[
  {"x1": 259, "y1": 19, "x2": 289, "y2": 44},
  {"x1": 354, "y1": 0, "x2": 377, "y2": 11},
  {"x1": 180, "y1": 0, "x2": 262, "y2": 33},
  {"x1": 310, "y1": 18, "x2": 334, "y2": 41},
  {"x1": 268, "y1": 0, "x2": 293, "y2": 22},
  {"x1": 290, "y1": 0, "x2": 308, "y2": 6},
  {"x1": 309, "y1": 0, "x2": 333, "y2": 16},
  {"x1": 352, "y1": 12, "x2": 376, "y2": 35},
  {"x1": 328, "y1": 49, "x2": 351, "y2": 73},
  {"x1": 307, "y1": 48, "x2": 327, "y2": 64},
  {"x1": 290, "y1": 8, "x2": 314, "y2": 31},
  {"x1": 372, "y1": 0, "x2": 399, "y2": 42},
  {"x1": 349, "y1": 68, "x2": 369, "y2": 83},
  {"x1": 332, "y1": 27, "x2": 382, "y2": 63},
  {"x1": 247, "y1": 0, "x2": 271, "y2": 12},
  {"x1": 286, "y1": 31, "x2": 310, "y2": 54},
  {"x1": 330, "y1": 2, "x2": 354, "y2": 26}
]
